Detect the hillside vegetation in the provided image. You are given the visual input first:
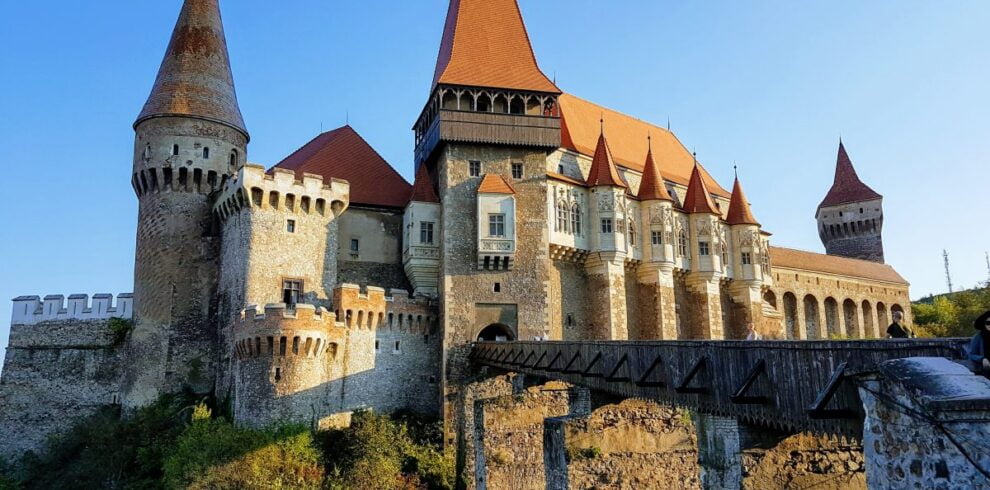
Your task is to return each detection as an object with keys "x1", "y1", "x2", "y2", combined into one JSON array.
[
  {"x1": 913, "y1": 286, "x2": 990, "y2": 338},
  {"x1": 0, "y1": 394, "x2": 452, "y2": 490}
]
